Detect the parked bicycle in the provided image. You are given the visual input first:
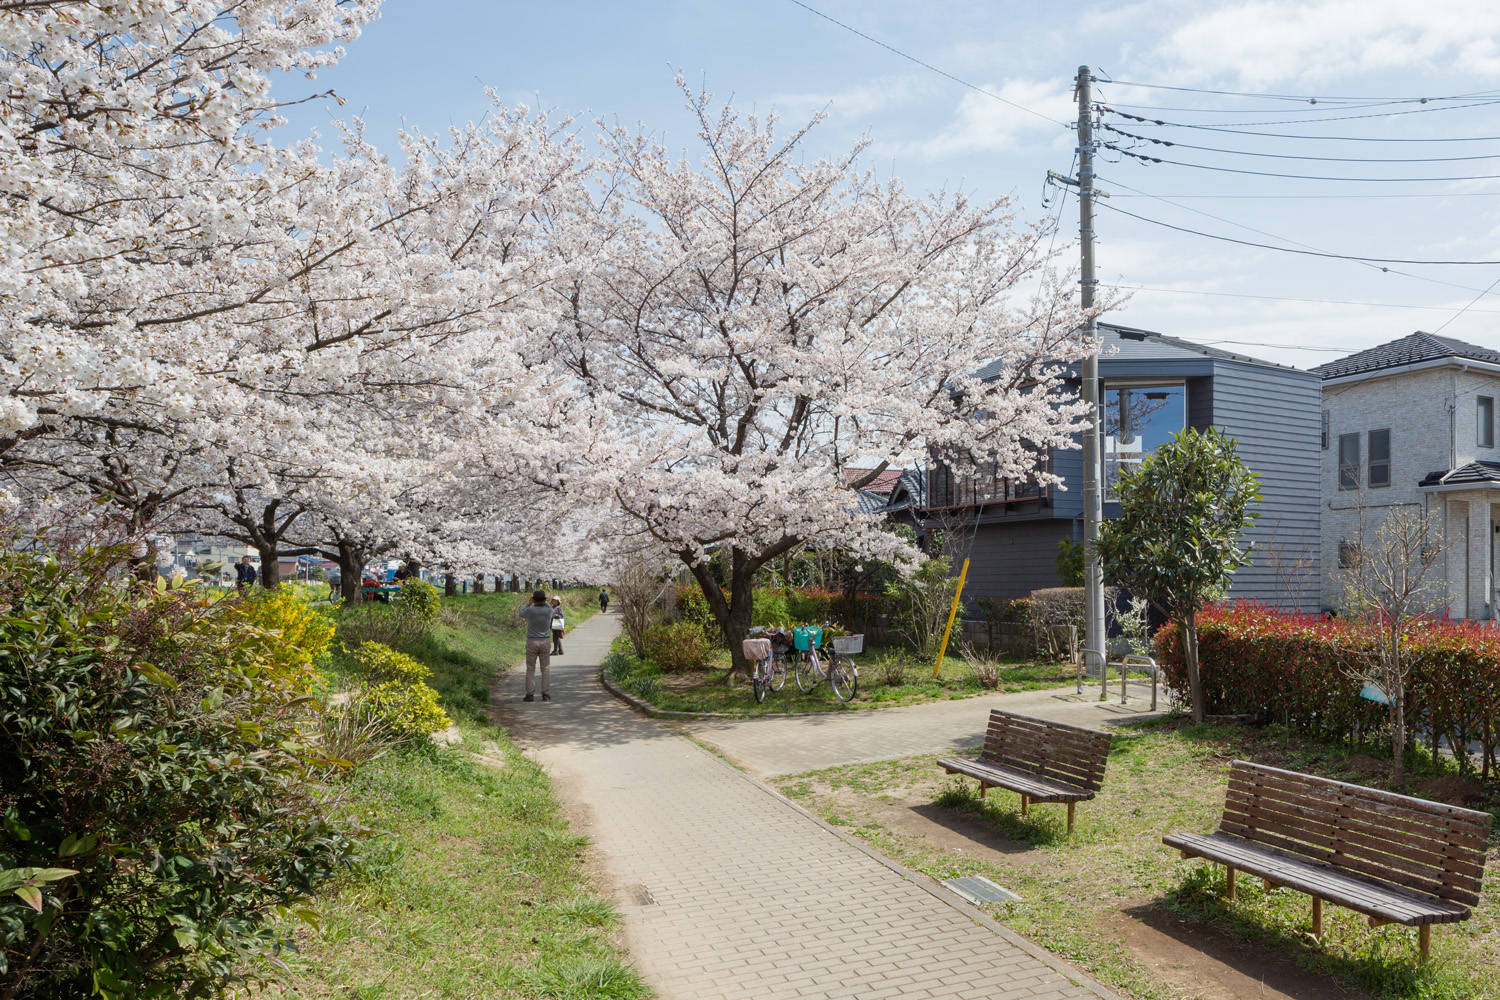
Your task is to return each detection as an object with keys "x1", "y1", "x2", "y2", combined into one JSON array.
[
  {"x1": 791, "y1": 625, "x2": 862, "y2": 702},
  {"x1": 743, "y1": 626, "x2": 787, "y2": 704}
]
